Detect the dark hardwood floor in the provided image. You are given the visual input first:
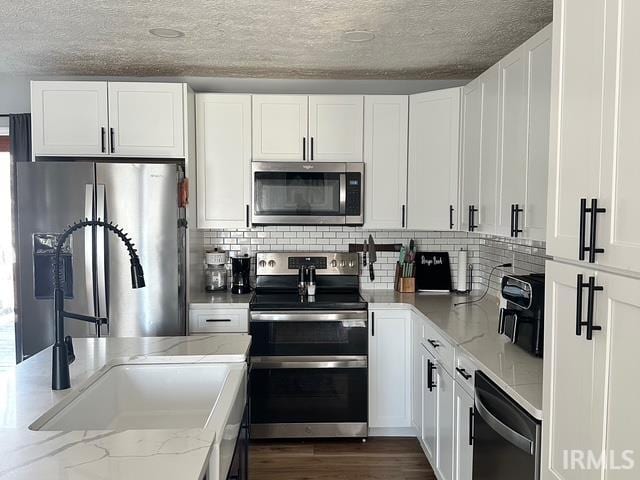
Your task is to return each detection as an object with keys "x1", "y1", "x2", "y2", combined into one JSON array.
[{"x1": 249, "y1": 437, "x2": 435, "y2": 480}]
